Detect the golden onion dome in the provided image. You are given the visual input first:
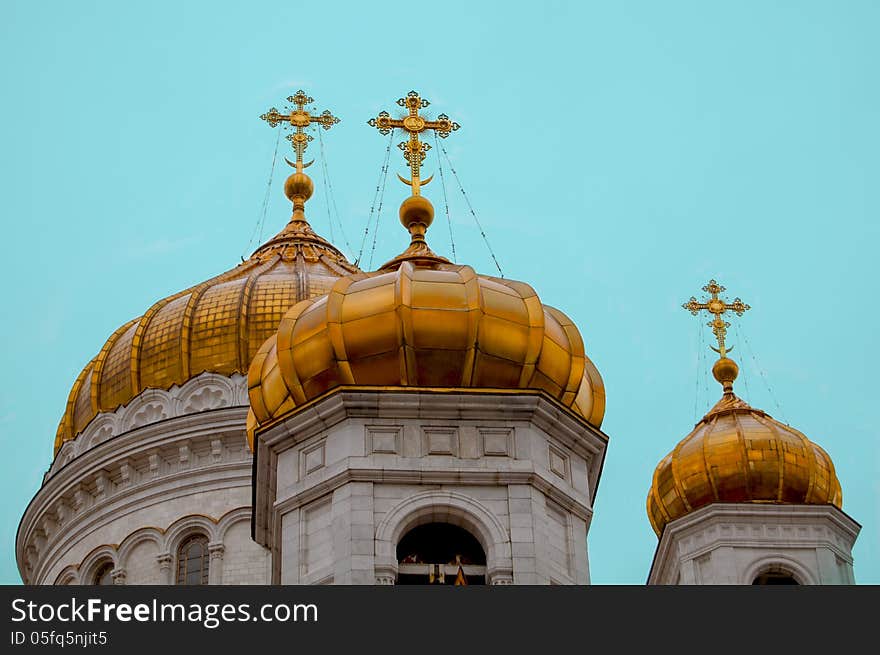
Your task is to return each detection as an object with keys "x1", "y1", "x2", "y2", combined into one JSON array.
[
  {"x1": 55, "y1": 169, "x2": 360, "y2": 455},
  {"x1": 246, "y1": 193, "x2": 606, "y2": 448},
  {"x1": 646, "y1": 356, "x2": 842, "y2": 536}
]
